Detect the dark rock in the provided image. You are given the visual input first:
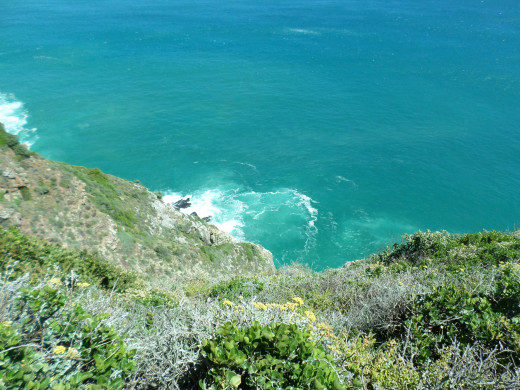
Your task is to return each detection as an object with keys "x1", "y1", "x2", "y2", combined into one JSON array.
[
  {"x1": 190, "y1": 211, "x2": 199, "y2": 218},
  {"x1": 202, "y1": 216, "x2": 212, "y2": 222},
  {"x1": 174, "y1": 197, "x2": 191, "y2": 209}
]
